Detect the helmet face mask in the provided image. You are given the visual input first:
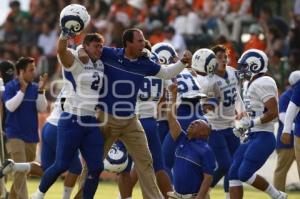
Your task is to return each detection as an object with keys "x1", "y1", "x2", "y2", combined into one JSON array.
[
  {"x1": 191, "y1": 48, "x2": 218, "y2": 76},
  {"x1": 152, "y1": 43, "x2": 178, "y2": 65},
  {"x1": 237, "y1": 62, "x2": 251, "y2": 80}
]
